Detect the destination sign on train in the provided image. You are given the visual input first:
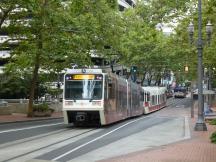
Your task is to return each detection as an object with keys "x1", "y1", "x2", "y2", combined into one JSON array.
[
  {"x1": 73, "y1": 75, "x2": 95, "y2": 80},
  {"x1": 65, "y1": 74, "x2": 103, "y2": 80}
]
